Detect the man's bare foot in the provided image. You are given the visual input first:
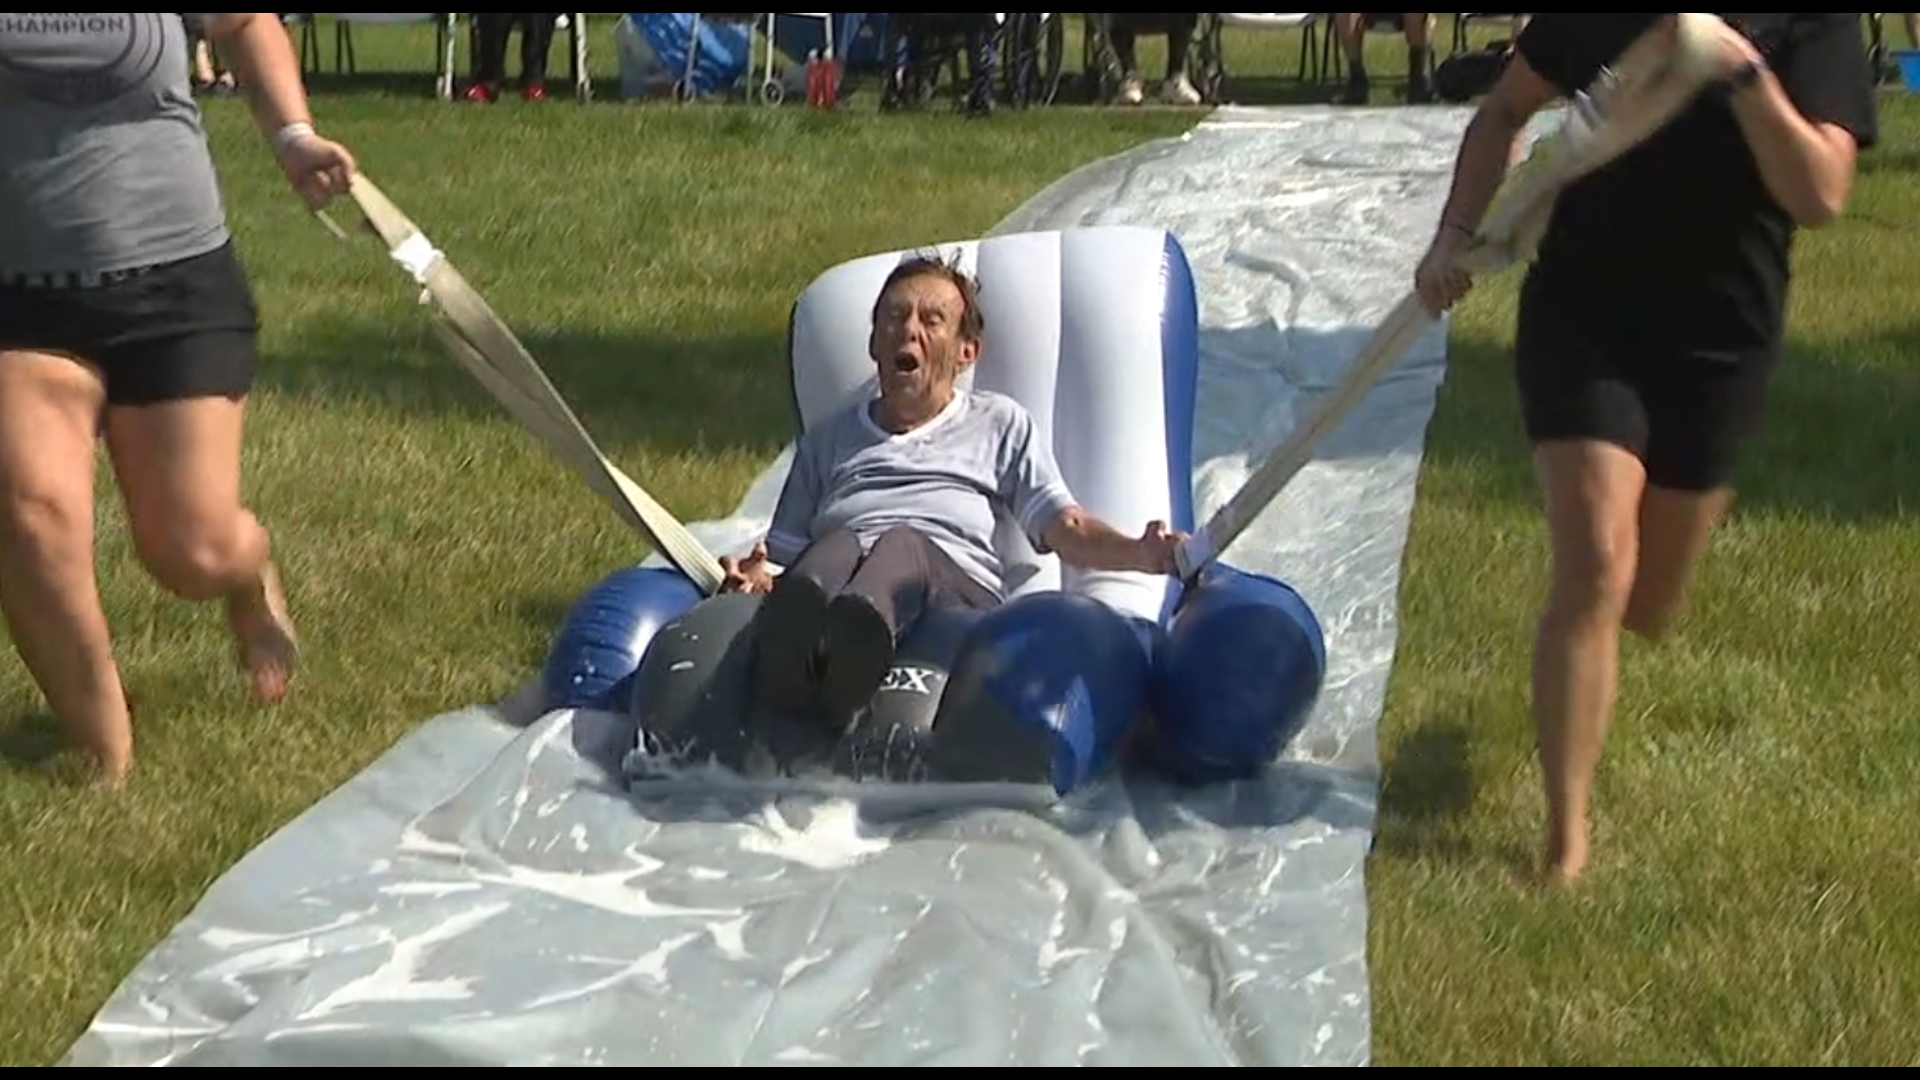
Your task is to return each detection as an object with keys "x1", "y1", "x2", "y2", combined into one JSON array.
[{"x1": 227, "y1": 561, "x2": 299, "y2": 702}]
